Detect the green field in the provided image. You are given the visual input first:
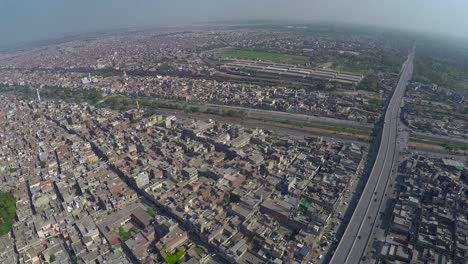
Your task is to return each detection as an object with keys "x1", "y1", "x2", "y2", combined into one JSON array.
[
  {"x1": 221, "y1": 50, "x2": 308, "y2": 64},
  {"x1": 0, "y1": 192, "x2": 16, "y2": 236}
]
